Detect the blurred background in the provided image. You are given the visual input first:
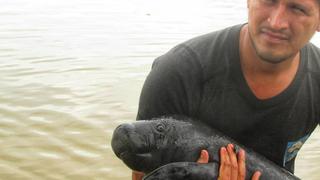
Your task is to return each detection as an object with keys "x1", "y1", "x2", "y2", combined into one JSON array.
[{"x1": 0, "y1": 0, "x2": 319, "y2": 179}]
